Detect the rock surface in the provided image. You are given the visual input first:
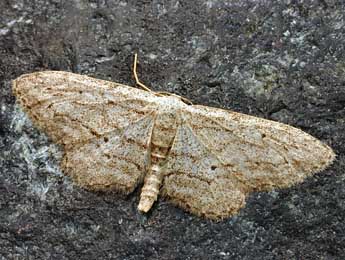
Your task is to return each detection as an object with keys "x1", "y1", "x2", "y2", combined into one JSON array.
[{"x1": 1, "y1": 1, "x2": 344, "y2": 259}]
